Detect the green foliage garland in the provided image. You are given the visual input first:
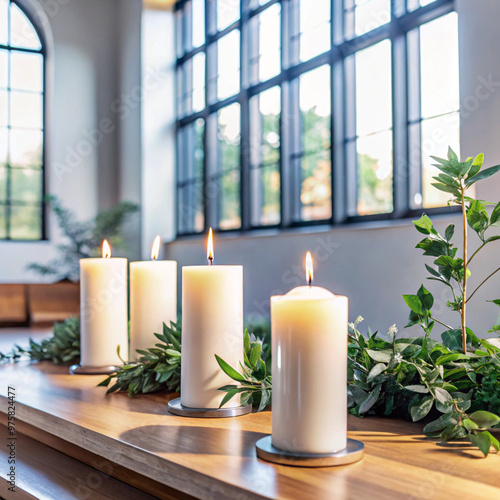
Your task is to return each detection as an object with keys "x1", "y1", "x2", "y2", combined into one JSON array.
[{"x1": 0, "y1": 316, "x2": 80, "y2": 364}]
